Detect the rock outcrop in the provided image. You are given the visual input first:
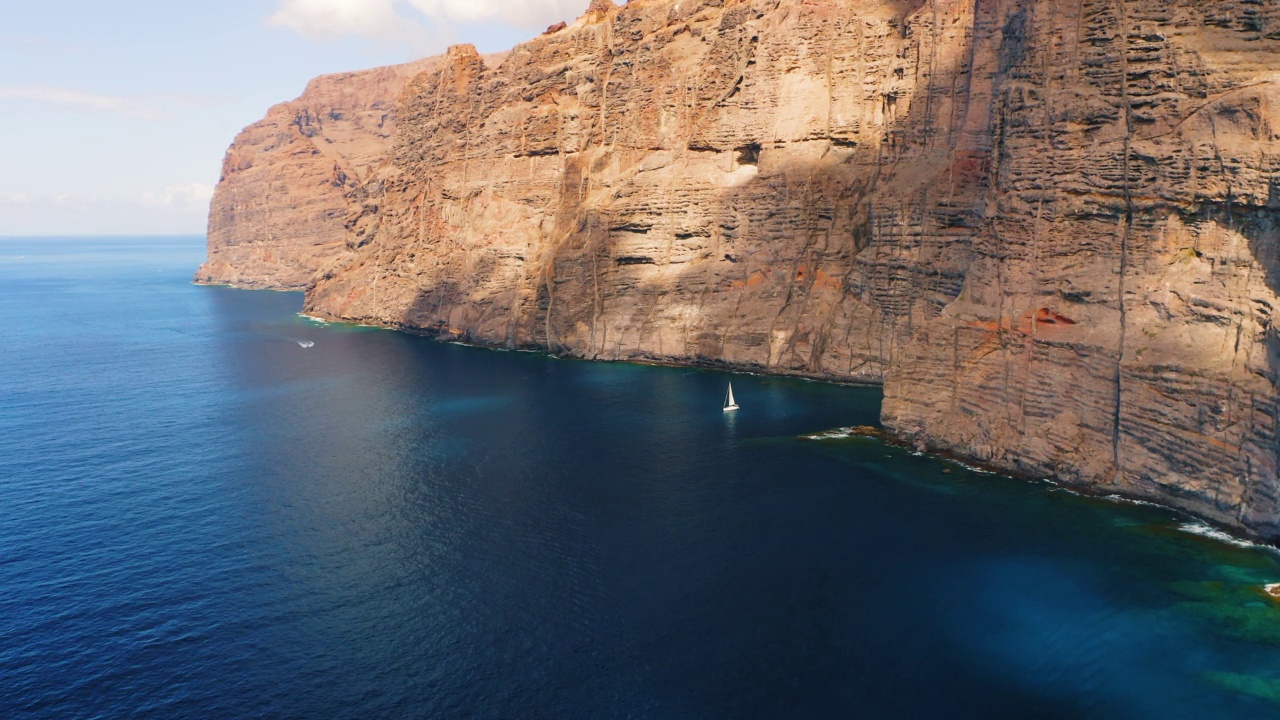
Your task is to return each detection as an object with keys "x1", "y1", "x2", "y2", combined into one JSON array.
[
  {"x1": 196, "y1": 58, "x2": 441, "y2": 289},
  {"x1": 201, "y1": 0, "x2": 1280, "y2": 540}
]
